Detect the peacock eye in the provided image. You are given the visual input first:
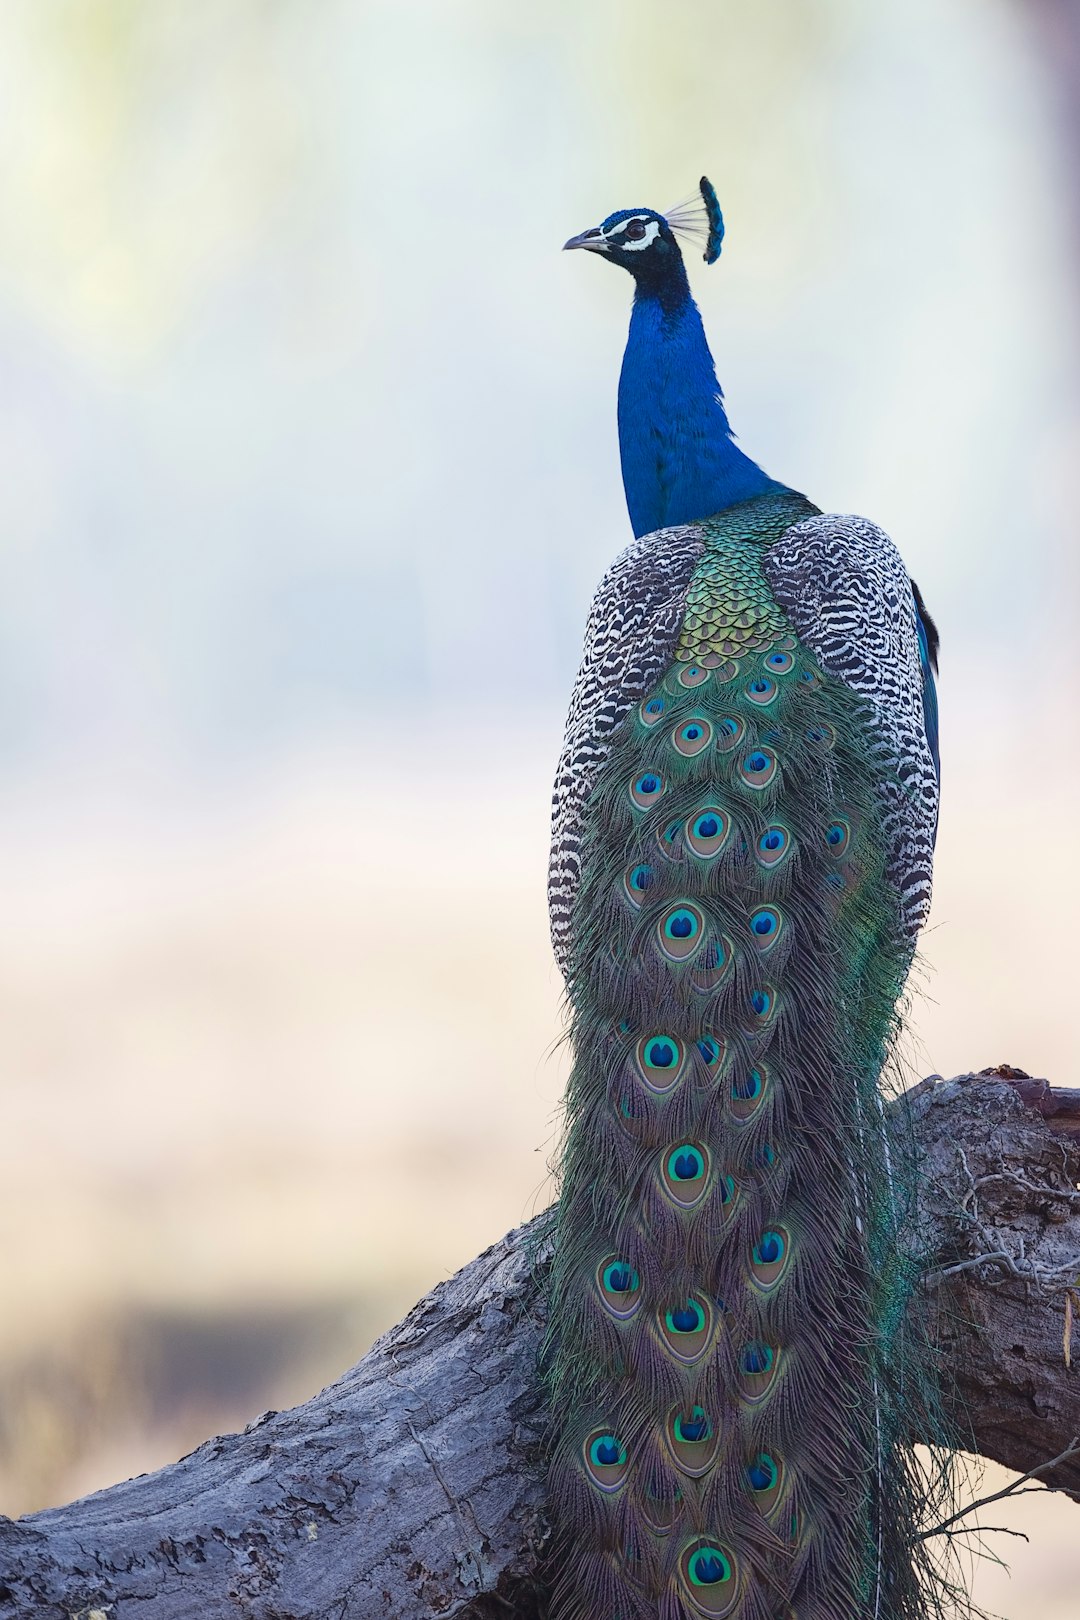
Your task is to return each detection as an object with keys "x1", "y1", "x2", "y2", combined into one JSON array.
[{"x1": 624, "y1": 219, "x2": 647, "y2": 240}]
